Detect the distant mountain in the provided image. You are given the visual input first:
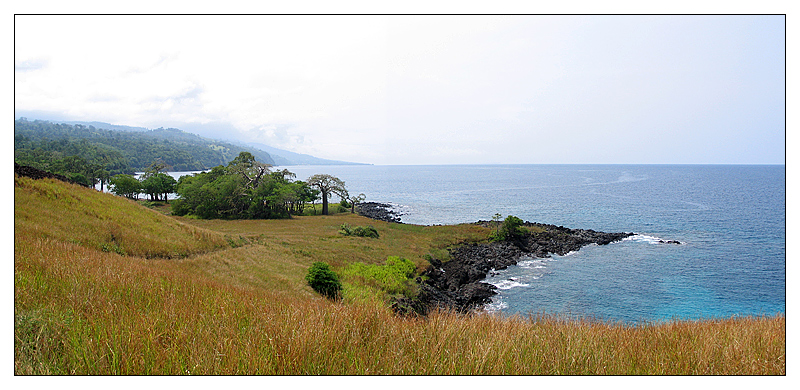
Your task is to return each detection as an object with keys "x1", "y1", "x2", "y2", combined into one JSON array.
[
  {"x1": 57, "y1": 121, "x2": 151, "y2": 133},
  {"x1": 14, "y1": 111, "x2": 151, "y2": 132},
  {"x1": 14, "y1": 116, "x2": 370, "y2": 172},
  {"x1": 14, "y1": 118, "x2": 276, "y2": 172},
  {"x1": 247, "y1": 142, "x2": 370, "y2": 166}
]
